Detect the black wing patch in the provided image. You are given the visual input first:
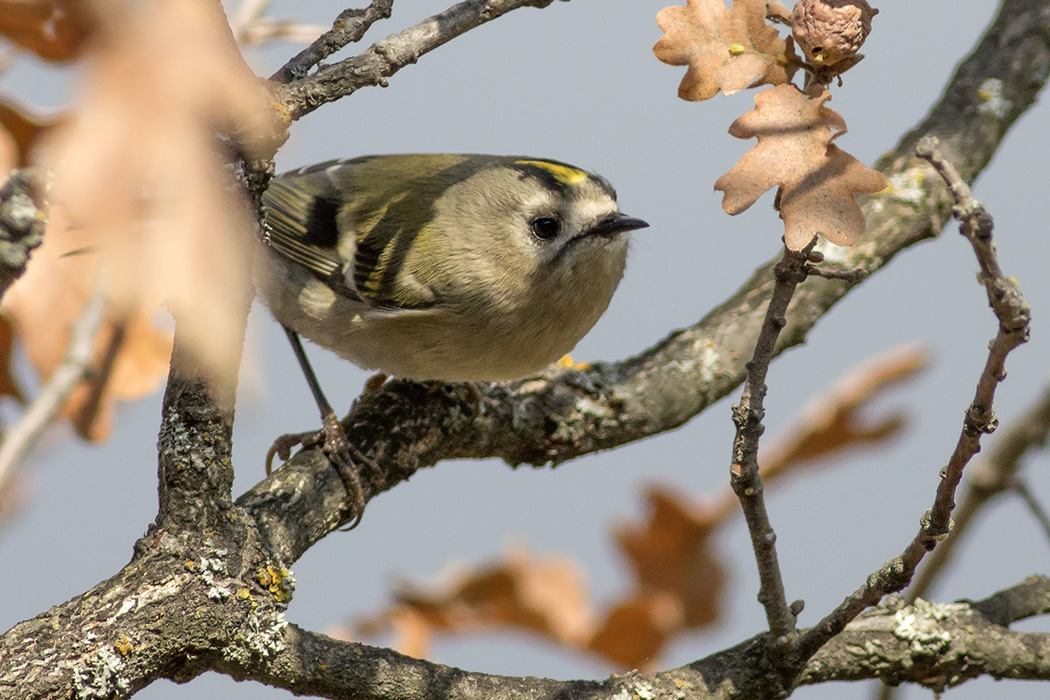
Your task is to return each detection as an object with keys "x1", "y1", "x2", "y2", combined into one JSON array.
[{"x1": 262, "y1": 178, "x2": 362, "y2": 302}]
